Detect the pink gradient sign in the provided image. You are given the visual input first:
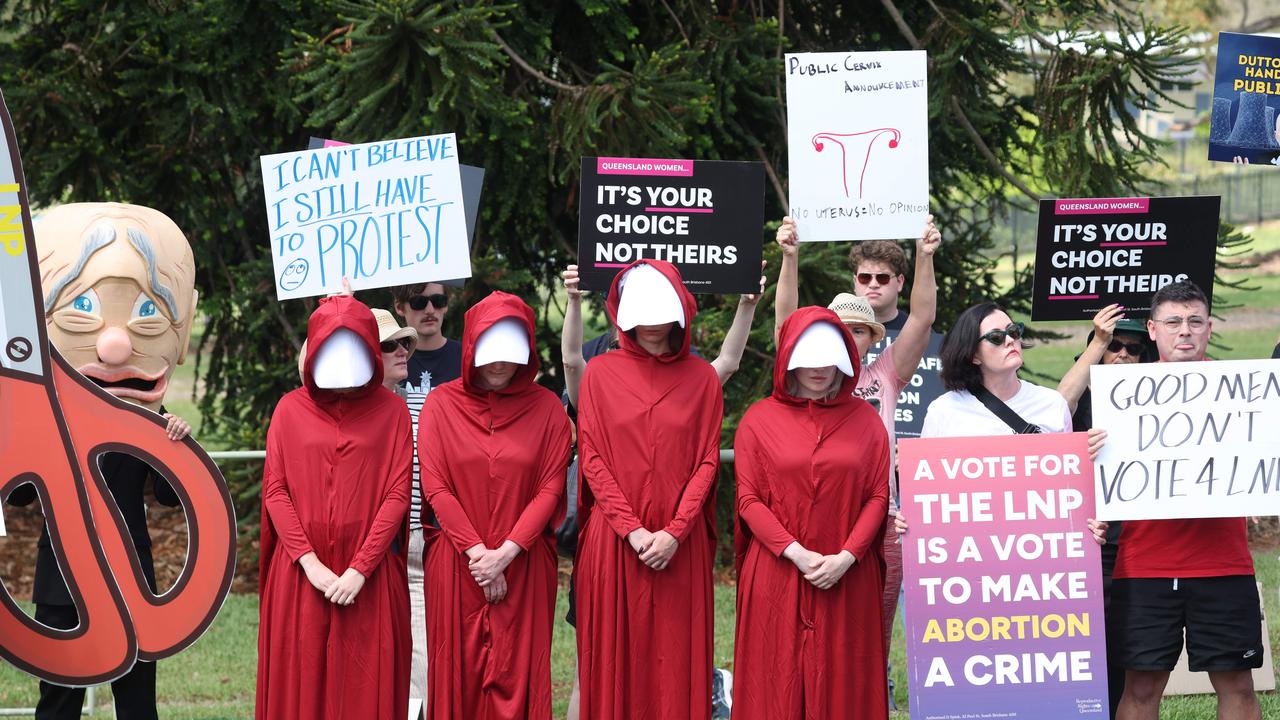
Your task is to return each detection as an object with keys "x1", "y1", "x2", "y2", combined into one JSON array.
[{"x1": 898, "y1": 433, "x2": 1108, "y2": 720}]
